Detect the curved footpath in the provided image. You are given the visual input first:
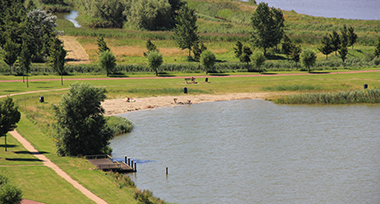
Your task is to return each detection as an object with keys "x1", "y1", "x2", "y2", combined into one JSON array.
[
  {"x1": 1, "y1": 69, "x2": 380, "y2": 83},
  {"x1": 9, "y1": 130, "x2": 108, "y2": 204}
]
